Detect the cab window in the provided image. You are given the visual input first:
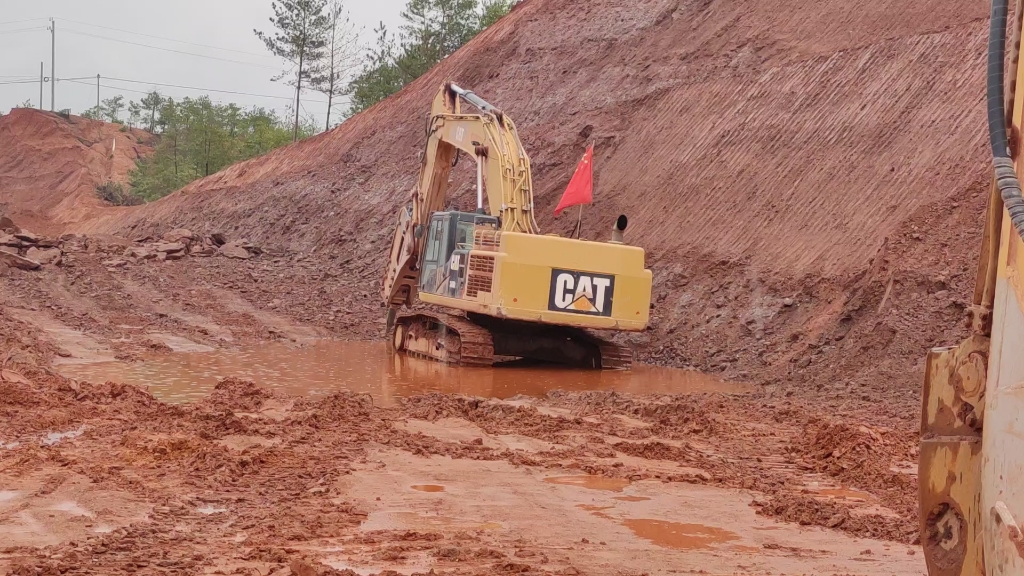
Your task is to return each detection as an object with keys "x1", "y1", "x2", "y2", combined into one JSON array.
[
  {"x1": 425, "y1": 219, "x2": 443, "y2": 262},
  {"x1": 455, "y1": 221, "x2": 474, "y2": 249}
]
